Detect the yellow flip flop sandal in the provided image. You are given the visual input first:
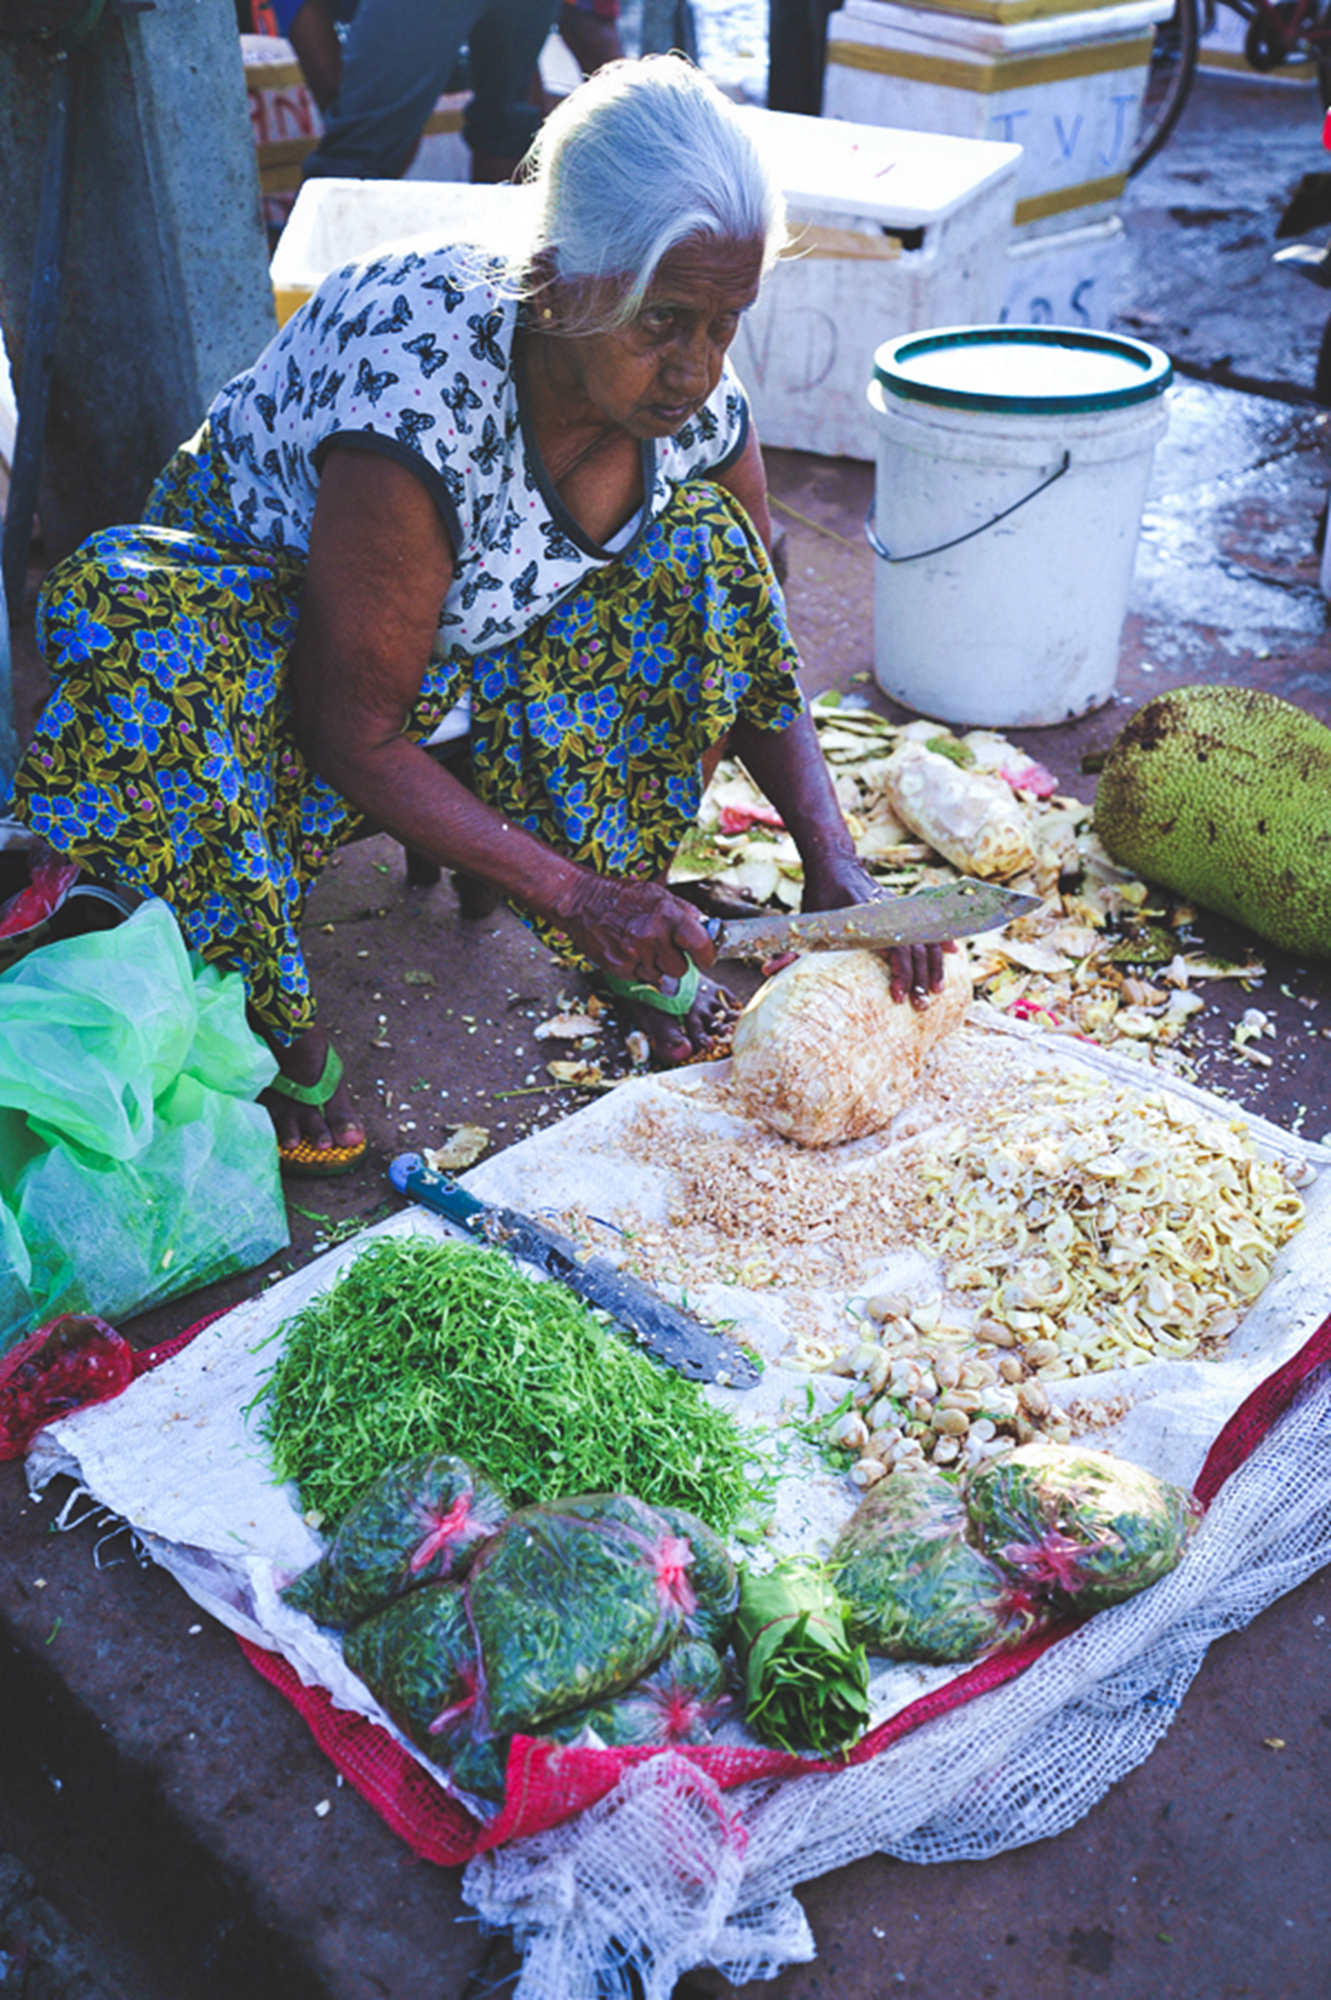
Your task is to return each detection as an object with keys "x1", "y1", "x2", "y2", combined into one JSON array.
[
  {"x1": 603, "y1": 959, "x2": 702, "y2": 1017},
  {"x1": 270, "y1": 1045, "x2": 367, "y2": 1179}
]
